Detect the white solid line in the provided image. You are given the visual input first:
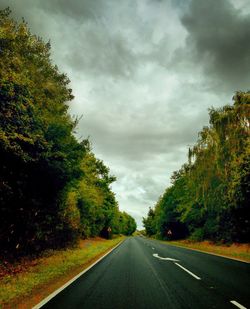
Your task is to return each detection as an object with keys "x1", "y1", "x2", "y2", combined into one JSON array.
[
  {"x1": 230, "y1": 300, "x2": 247, "y2": 309},
  {"x1": 174, "y1": 263, "x2": 201, "y2": 280},
  {"x1": 32, "y1": 240, "x2": 124, "y2": 309}
]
